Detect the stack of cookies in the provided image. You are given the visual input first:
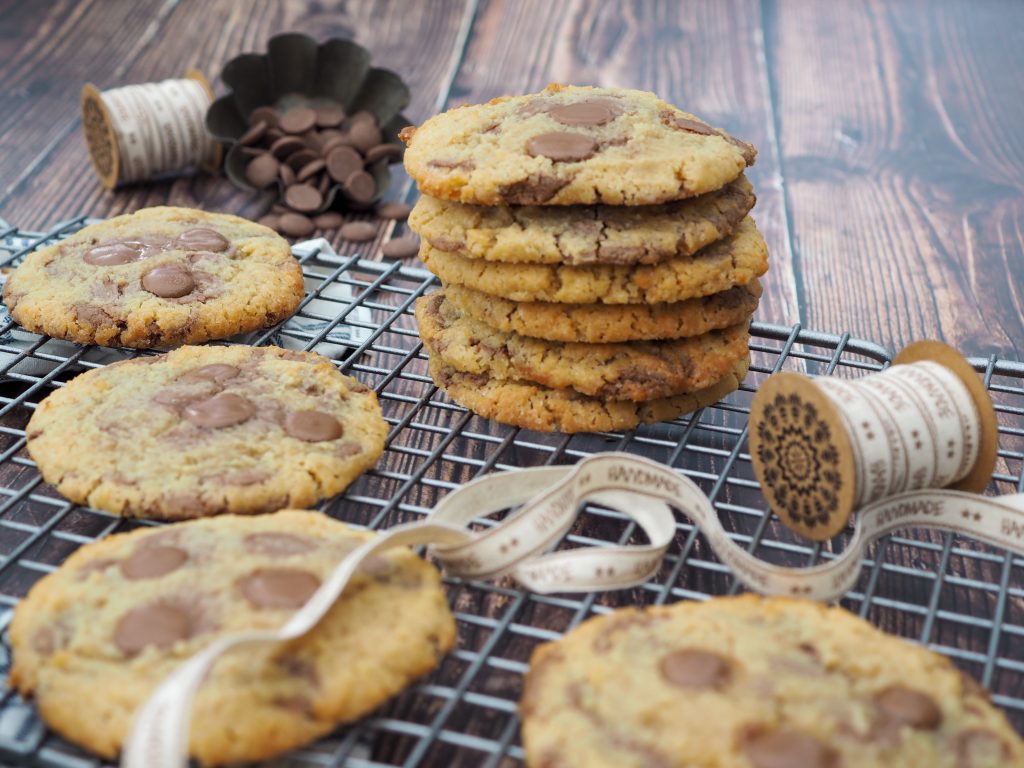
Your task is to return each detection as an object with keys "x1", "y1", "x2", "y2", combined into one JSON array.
[{"x1": 402, "y1": 84, "x2": 767, "y2": 433}]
